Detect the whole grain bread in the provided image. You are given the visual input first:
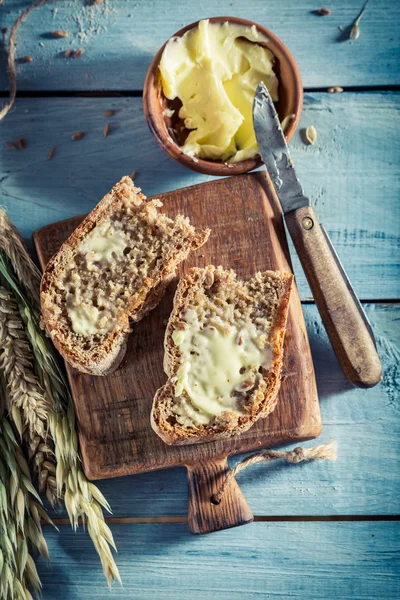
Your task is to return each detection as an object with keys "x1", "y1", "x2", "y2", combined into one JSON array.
[
  {"x1": 40, "y1": 177, "x2": 210, "y2": 375},
  {"x1": 151, "y1": 265, "x2": 293, "y2": 445}
]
